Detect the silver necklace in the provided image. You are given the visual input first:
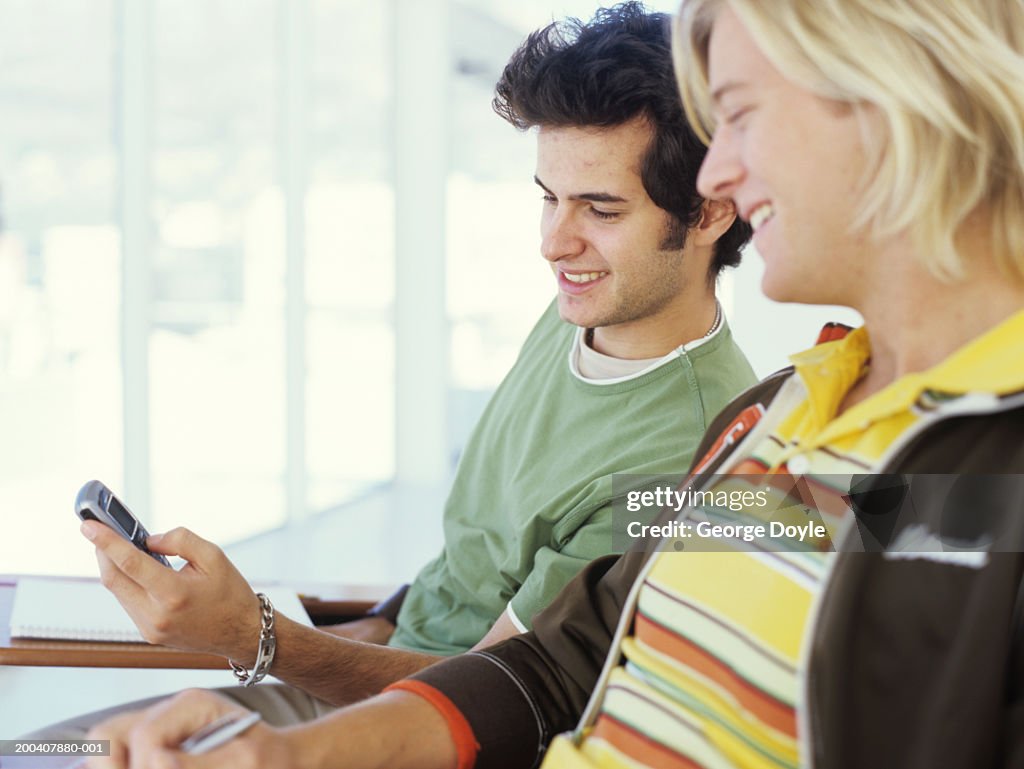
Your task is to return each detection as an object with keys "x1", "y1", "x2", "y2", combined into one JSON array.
[{"x1": 704, "y1": 300, "x2": 722, "y2": 338}]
